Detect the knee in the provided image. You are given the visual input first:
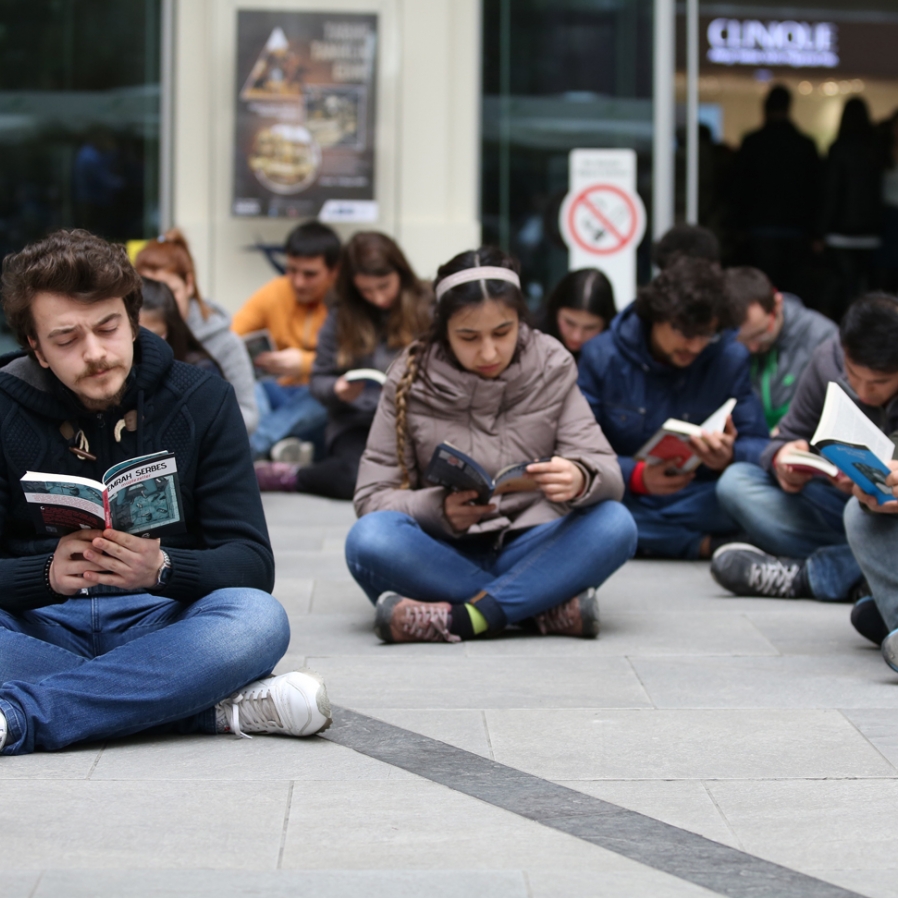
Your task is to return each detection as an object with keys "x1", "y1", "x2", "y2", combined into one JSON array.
[
  {"x1": 716, "y1": 462, "x2": 761, "y2": 512},
  {"x1": 345, "y1": 511, "x2": 416, "y2": 568},
  {"x1": 582, "y1": 501, "x2": 638, "y2": 560},
  {"x1": 205, "y1": 588, "x2": 290, "y2": 662}
]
